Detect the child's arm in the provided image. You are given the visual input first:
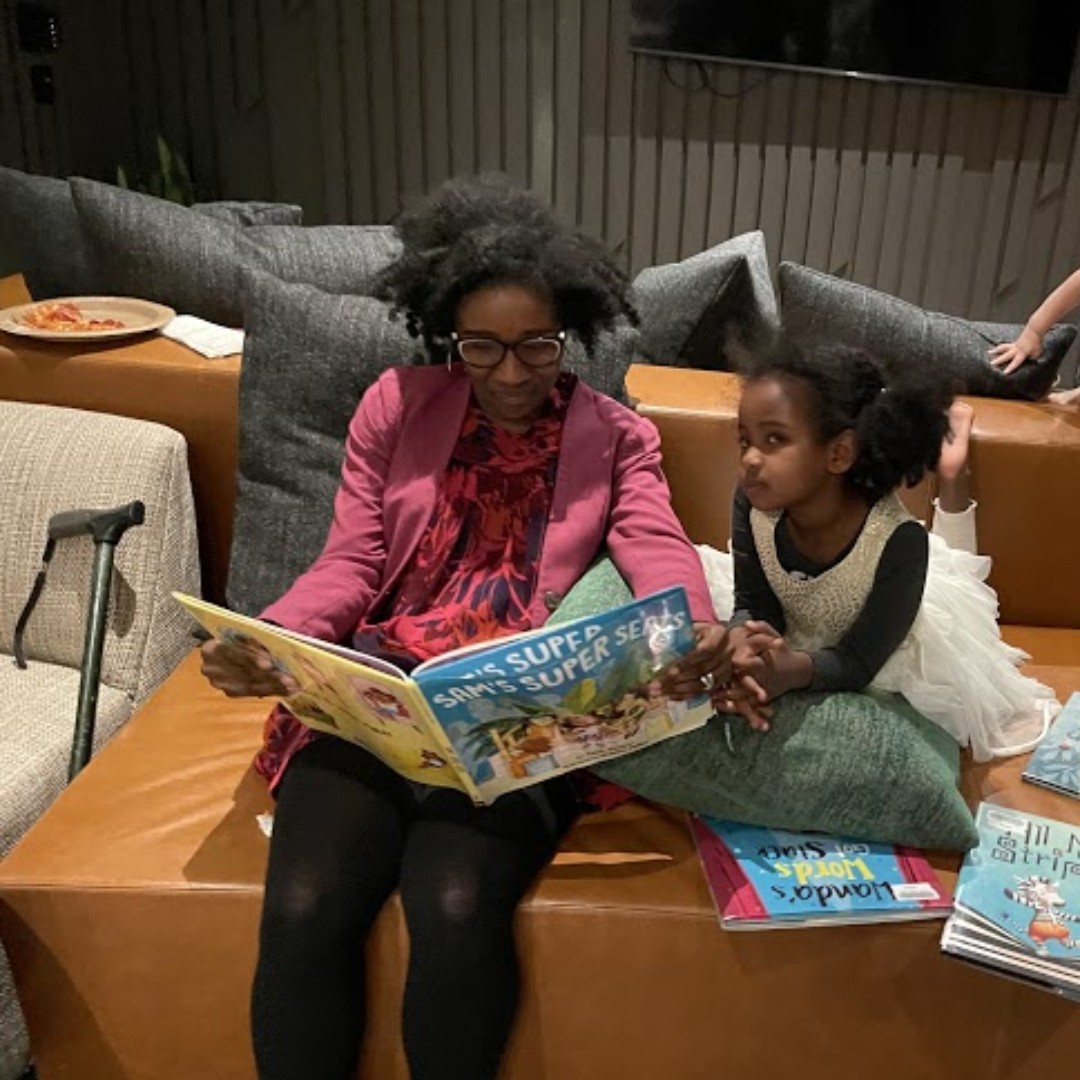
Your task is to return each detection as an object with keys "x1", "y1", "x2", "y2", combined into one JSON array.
[
  {"x1": 989, "y1": 267, "x2": 1080, "y2": 375},
  {"x1": 931, "y1": 400, "x2": 978, "y2": 555}
]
